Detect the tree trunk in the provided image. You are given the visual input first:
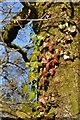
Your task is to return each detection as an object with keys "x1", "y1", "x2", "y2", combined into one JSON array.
[{"x1": 33, "y1": 2, "x2": 79, "y2": 118}]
